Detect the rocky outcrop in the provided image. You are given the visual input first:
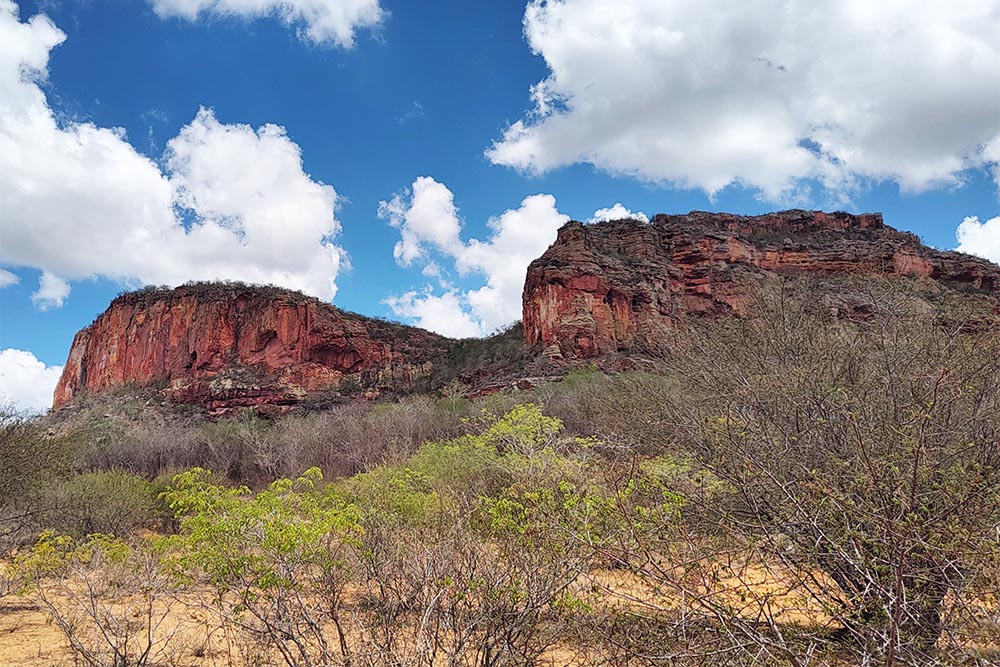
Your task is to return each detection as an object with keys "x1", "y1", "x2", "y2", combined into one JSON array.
[
  {"x1": 523, "y1": 210, "x2": 1000, "y2": 359},
  {"x1": 54, "y1": 211, "x2": 1000, "y2": 412},
  {"x1": 53, "y1": 283, "x2": 451, "y2": 412}
]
